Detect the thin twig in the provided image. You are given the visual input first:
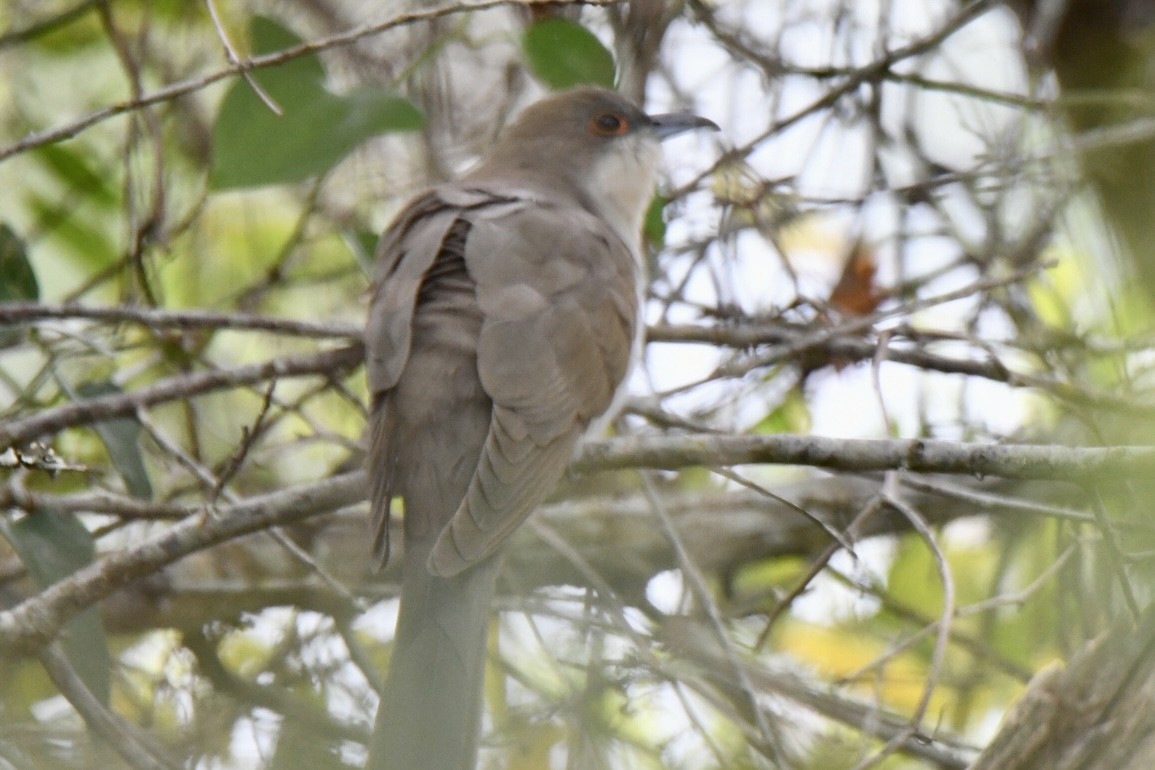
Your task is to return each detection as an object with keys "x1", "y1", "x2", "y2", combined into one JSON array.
[
  {"x1": 755, "y1": 496, "x2": 884, "y2": 649},
  {"x1": 673, "y1": 0, "x2": 999, "y2": 199},
  {"x1": 849, "y1": 482, "x2": 955, "y2": 770},
  {"x1": 208, "y1": 379, "x2": 278, "y2": 504},
  {"x1": 0, "y1": 302, "x2": 362, "y2": 338},
  {"x1": 528, "y1": 518, "x2": 733, "y2": 766},
  {"x1": 1088, "y1": 487, "x2": 1140, "y2": 619},
  {"x1": 38, "y1": 644, "x2": 180, "y2": 770},
  {"x1": 205, "y1": 0, "x2": 282, "y2": 115},
  {"x1": 0, "y1": 0, "x2": 623, "y2": 162},
  {"x1": 574, "y1": 433, "x2": 1155, "y2": 482},
  {"x1": 639, "y1": 471, "x2": 783, "y2": 765},
  {"x1": 710, "y1": 465, "x2": 854, "y2": 551},
  {"x1": 0, "y1": 345, "x2": 362, "y2": 447}
]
